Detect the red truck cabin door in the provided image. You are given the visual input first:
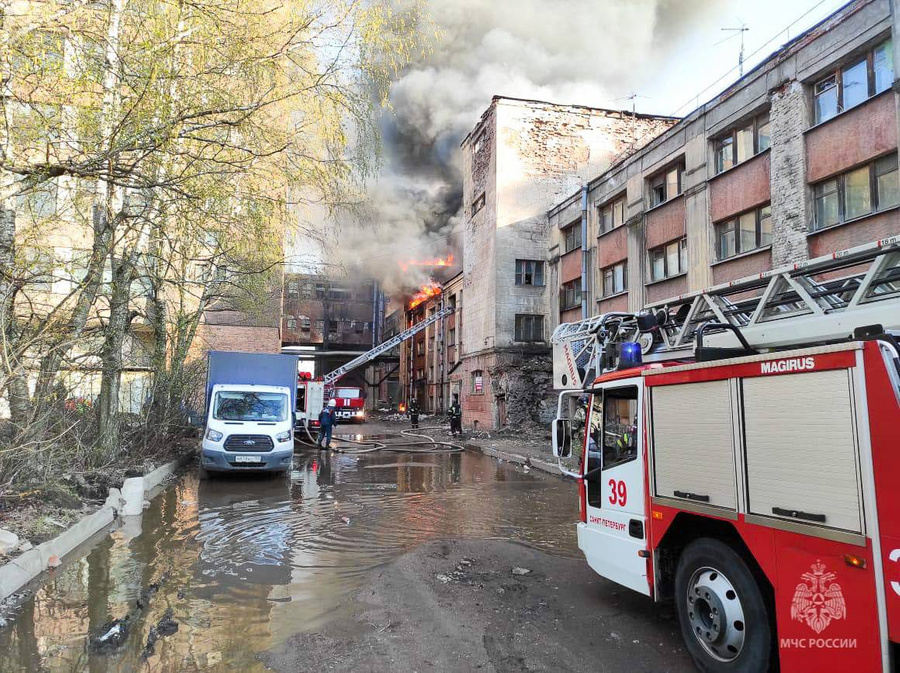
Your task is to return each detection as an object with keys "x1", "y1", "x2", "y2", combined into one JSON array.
[{"x1": 580, "y1": 379, "x2": 650, "y2": 596}]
